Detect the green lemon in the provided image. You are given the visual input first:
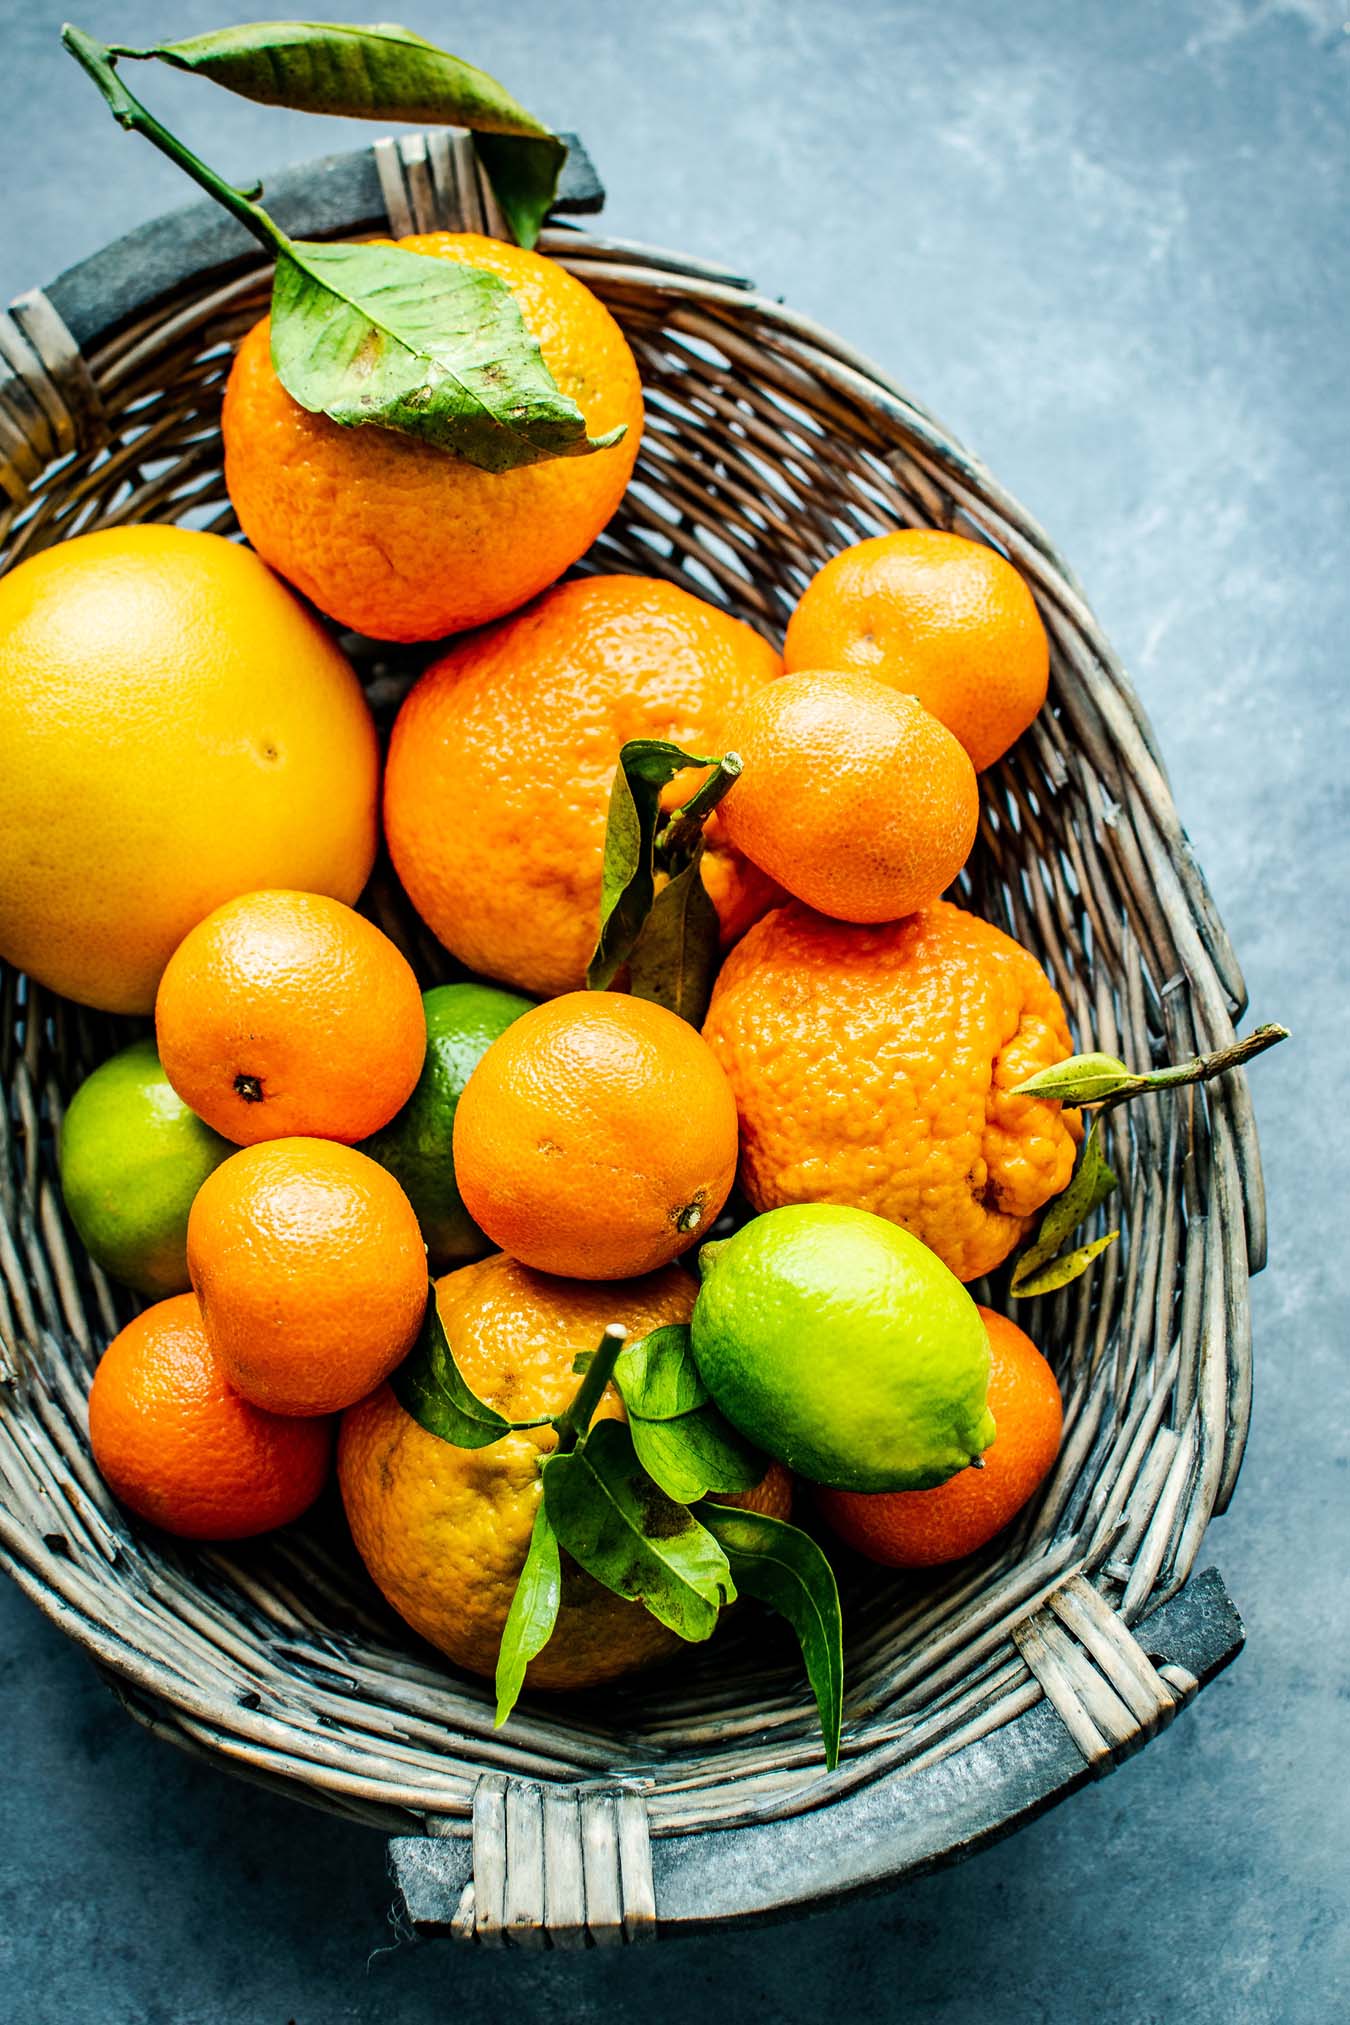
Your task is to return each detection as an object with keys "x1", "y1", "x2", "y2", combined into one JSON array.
[
  {"x1": 690, "y1": 1204, "x2": 996, "y2": 1492},
  {"x1": 59, "y1": 1037, "x2": 232, "y2": 1298},
  {"x1": 361, "y1": 981, "x2": 534, "y2": 1267}
]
